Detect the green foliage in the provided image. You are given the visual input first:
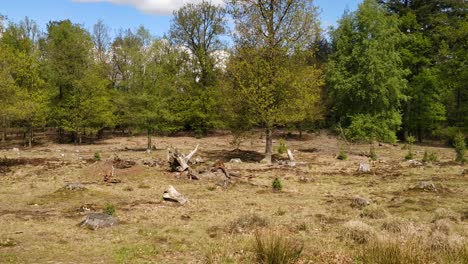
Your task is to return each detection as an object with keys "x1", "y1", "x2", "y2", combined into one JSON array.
[
  {"x1": 422, "y1": 150, "x2": 438, "y2": 163},
  {"x1": 453, "y1": 132, "x2": 466, "y2": 163},
  {"x1": 278, "y1": 139, "x2": 287, "y2": 155},
  {"x1": 253, "y1": 231, "x2": 303, "y2": 264},
  {"x1": 327, "y1": 0, "x2": 407, "y2": 143},
  {"x1": 337, "y1": 149, "x2": 348, "y2": 160},
  {"x1": 272, "y1": 178, "x2": 282, "y2": 191},
  {"x1": 94, "y1": 152, "x2": 101, "y2": 161},
  {"x1": 104, "y1": 203, "x2": 116, "y2": 216},
  {"x1": 405, "y1": 135, "x2": 415, "y2": 160}
]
